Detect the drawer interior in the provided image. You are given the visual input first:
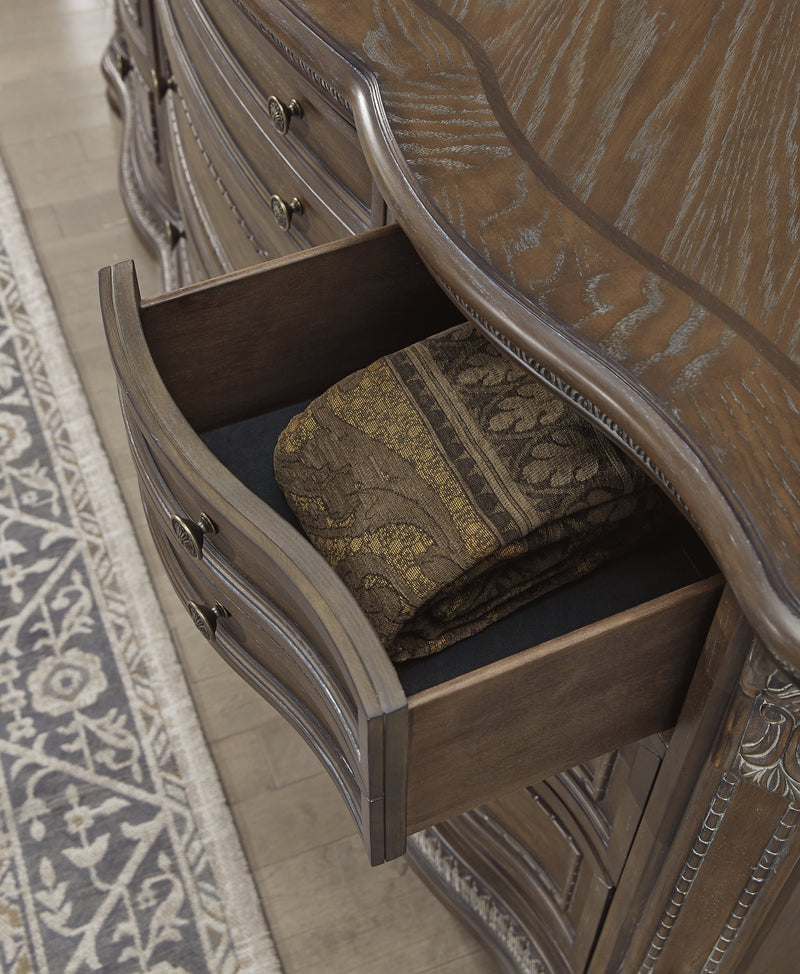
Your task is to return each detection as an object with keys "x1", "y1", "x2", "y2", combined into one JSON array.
[{"x1": 200, "y1": 399, "x2": 716, "y2": 698}]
